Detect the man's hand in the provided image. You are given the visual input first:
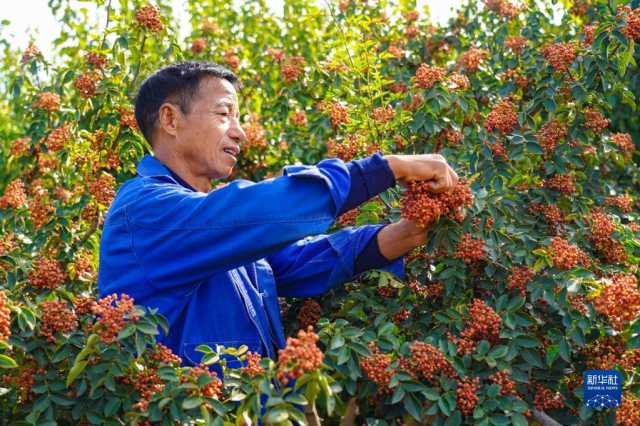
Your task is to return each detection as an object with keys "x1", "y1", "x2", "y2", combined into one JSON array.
[
  {"x1": 377, "y1": 219, "x2": 428, "y2": 261},
  {"x1": 384, "y1": 154, "x2": 459, "y2": 193}
]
